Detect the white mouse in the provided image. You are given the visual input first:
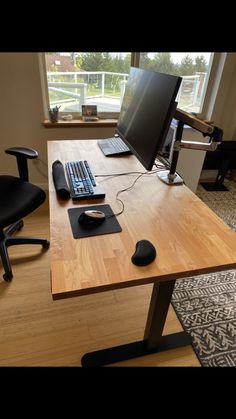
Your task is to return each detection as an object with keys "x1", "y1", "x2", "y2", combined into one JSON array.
[{"x1": 78, "y1": 210, "x2": 106, "y2": 227}]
